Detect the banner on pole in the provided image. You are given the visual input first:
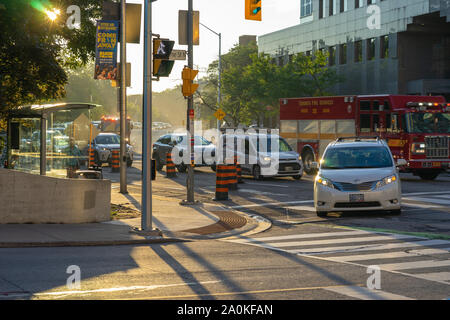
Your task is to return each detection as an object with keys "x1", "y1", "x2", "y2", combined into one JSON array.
[{"x1": 94, "y1": 20, "x2": 119, "y2": 80}]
